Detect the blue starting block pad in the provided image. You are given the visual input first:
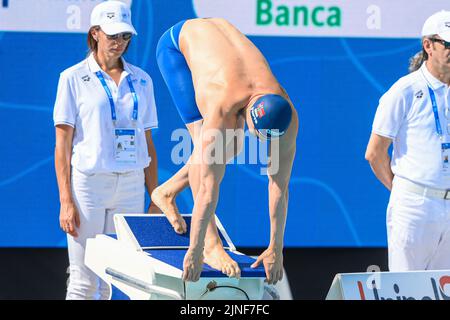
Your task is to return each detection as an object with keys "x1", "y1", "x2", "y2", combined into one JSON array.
[
  {"x1": 115, "y1": 214, "x2": 265, "y2": 278},
  {"x1": 124, "y1": 215, "x2": 230, "y2": 249}
]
